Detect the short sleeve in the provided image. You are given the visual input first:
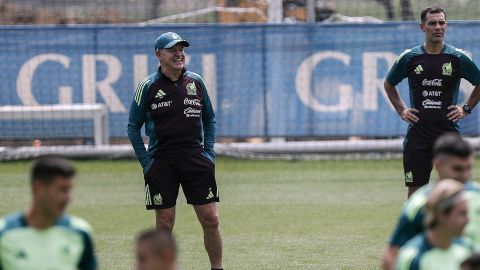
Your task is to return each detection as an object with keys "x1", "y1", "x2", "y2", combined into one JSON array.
[
  {"x1": 458, "y1": 49, "x2": 480, "y2": 86},
  {"x1": 395, "y1": 247, "x2": 420, "y2": 270},
  {"x1": 386, "y1": 49, "x2": 411, "y2": 86},
  {"x1": 69, "y1": 216, "x2": 98, "y2": 270},
  {"x1": 78, "y1": 230, "x2": 98, "y2": 270},
  {"x1": 389, "y1": 209, "x2": 425, "y2": 247},
  {"x1": 389, "y1": 190, "x2": 427, "y2": 247}
]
